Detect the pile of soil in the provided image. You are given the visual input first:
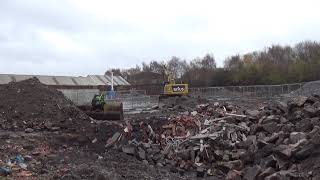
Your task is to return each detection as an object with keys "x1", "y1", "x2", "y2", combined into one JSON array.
[{"x1": 0, "y1": 78, "x2": 93, "y2": 133}]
